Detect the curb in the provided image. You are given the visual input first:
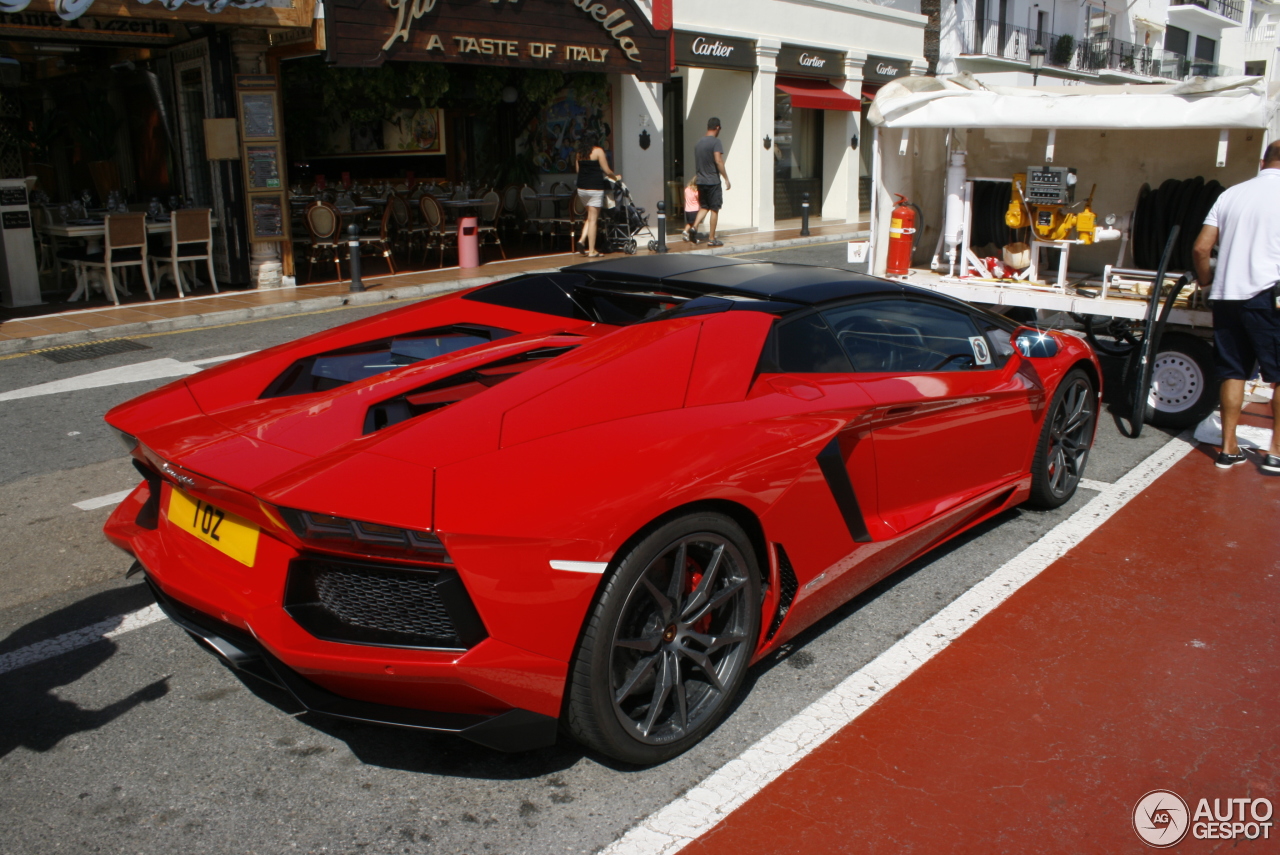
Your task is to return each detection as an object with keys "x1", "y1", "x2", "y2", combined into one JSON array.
[{"x1": 0, "y1": 230, "x2": 865, "y2": 357}]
